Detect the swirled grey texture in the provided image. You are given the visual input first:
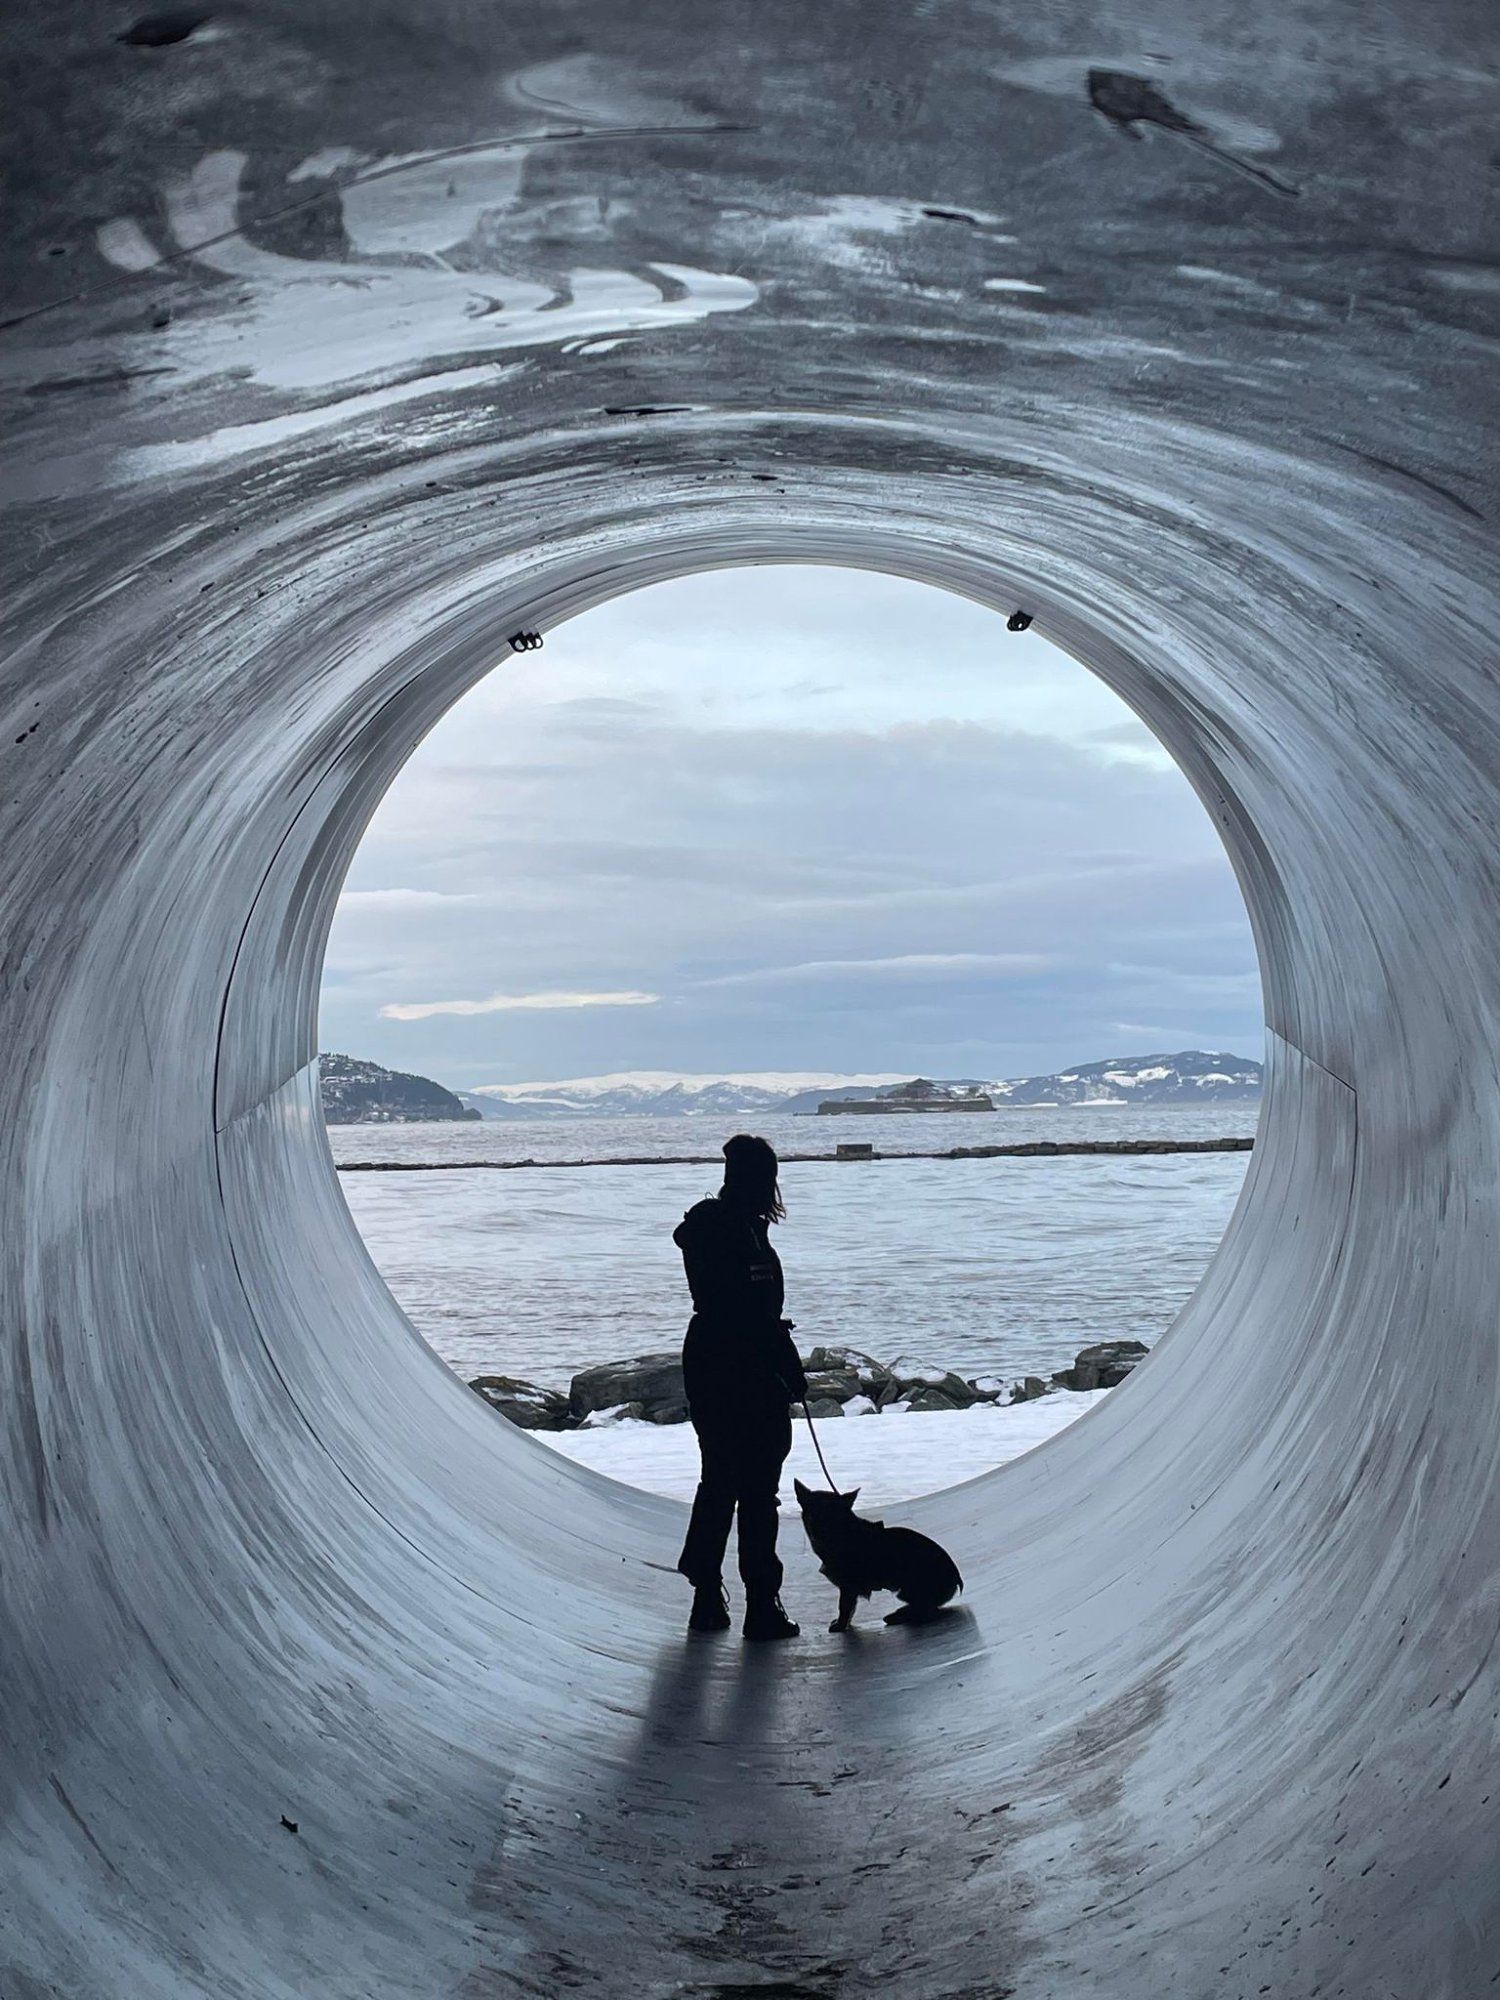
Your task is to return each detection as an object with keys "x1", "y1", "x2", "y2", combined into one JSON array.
[{"x1": 2, "y1": 4, "x2": 1498, "y2": 1996}]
